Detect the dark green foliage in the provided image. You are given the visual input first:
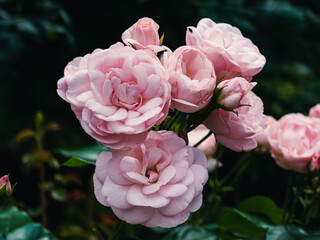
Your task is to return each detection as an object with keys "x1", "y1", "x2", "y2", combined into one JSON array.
[{"x1": 0, "y1": 206, "x2": 57, "y2": 239}]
